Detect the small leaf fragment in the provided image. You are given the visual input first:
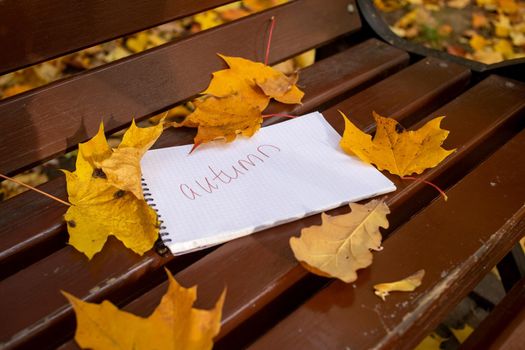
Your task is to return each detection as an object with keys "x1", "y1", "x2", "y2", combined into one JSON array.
[
  {"x1": 290, "y1": 200, "x2": 390, "y2": 283},
  {"x1": 373, "y1": 269, "x2": 425, "y2": 301},
  {"x1": 64, "y1": 269, "x2": 225, "y2": 350}
]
